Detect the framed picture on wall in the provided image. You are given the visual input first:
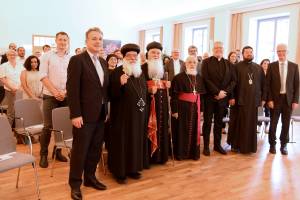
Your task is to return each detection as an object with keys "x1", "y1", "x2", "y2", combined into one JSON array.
[
  {"x1": 32, "y1": 34, "x2": 56, "y2": 55},
  {"x1": 103, "y1": 39, "x2": 121, "y2": 55}
]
